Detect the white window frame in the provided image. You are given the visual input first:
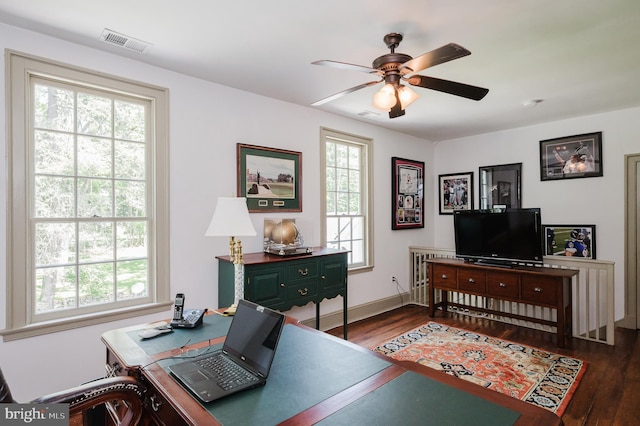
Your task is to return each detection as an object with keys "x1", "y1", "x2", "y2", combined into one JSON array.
[
  {"x1": 320, "y1": 127, "x2": 374, "y2": 273},
  {"x1": 2, "y1": 50, "x2": 171, "y2": 341}
]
